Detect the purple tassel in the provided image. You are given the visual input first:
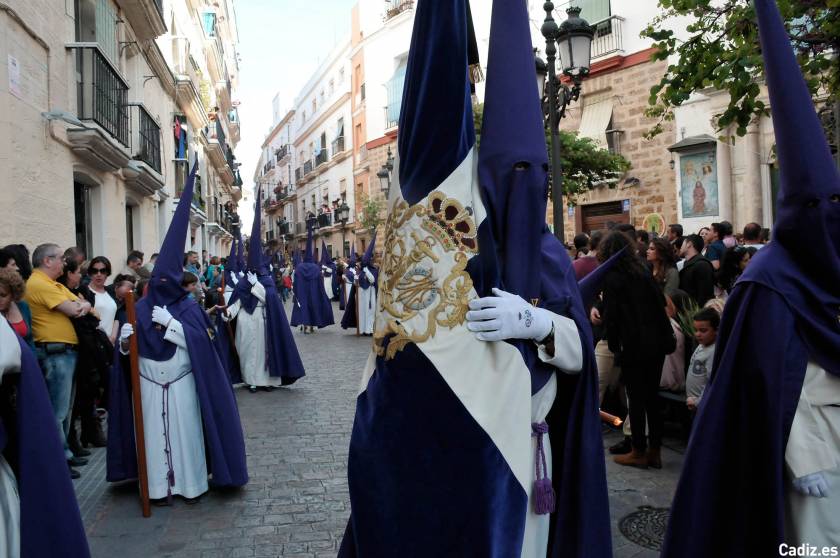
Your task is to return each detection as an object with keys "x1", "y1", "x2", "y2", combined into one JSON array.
[
  {"x1": 533, "y1": 478, "x2": 556, "y2": 515},
  {"x1": 531, "y1": 421, "x2": 555, "y2": 515}
]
